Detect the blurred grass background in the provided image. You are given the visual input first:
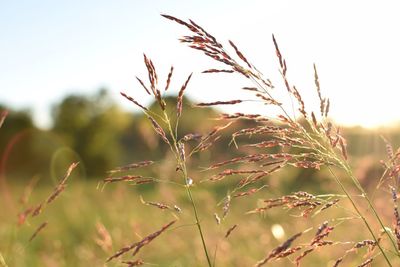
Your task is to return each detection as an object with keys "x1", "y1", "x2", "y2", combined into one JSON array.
[{"x1": 1, "y1": 89, "x2": 400, "y2": 266}]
